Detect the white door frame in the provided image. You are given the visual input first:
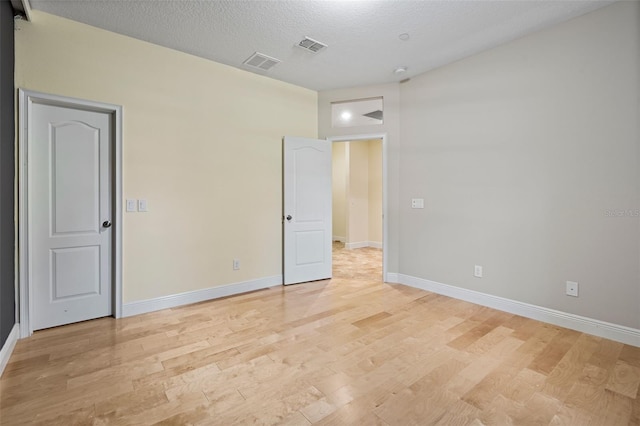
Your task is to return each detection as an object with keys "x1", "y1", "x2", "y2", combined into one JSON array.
[
  {"x1": 327, "y1": 133, "x2": 388, "y2": 282},
  {"x1": 18, "y1": 89, "x2": 124, "y2": 338}
]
